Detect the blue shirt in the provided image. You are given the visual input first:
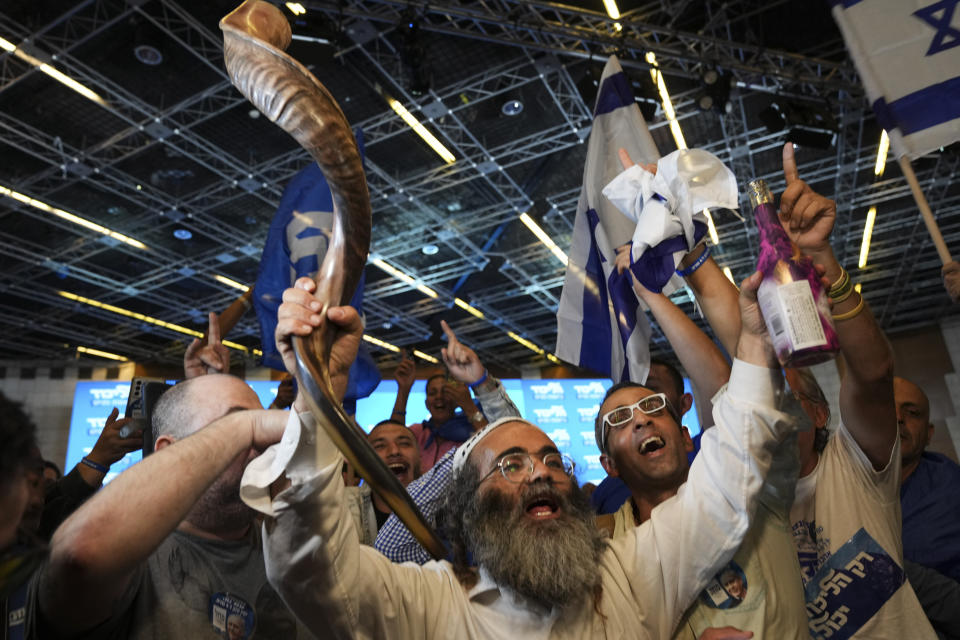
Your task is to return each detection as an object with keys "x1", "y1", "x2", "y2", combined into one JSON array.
[
  {"x1": 901, "y1": 451, "x2": 960, "y2": 583},
  {"x1": 591, "y1": 432, "x2": 702, "y2": 515}
]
